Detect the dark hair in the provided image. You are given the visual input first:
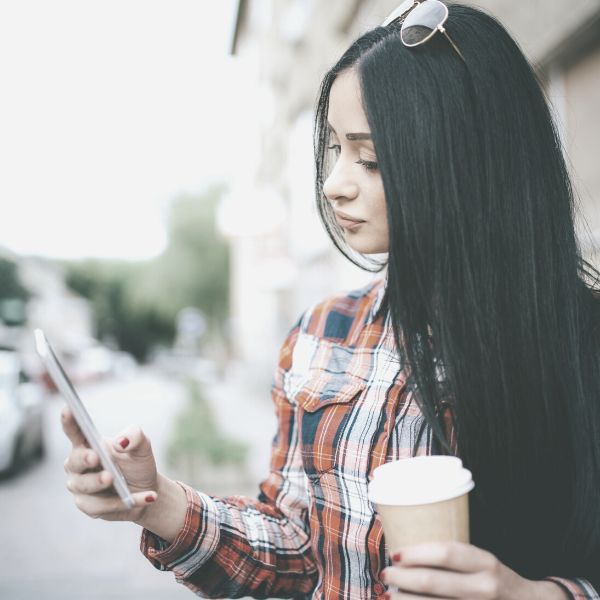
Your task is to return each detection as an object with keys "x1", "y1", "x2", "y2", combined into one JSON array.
[{"x1": 314, "y1": 3, "x2": 600, "y2": 587}]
